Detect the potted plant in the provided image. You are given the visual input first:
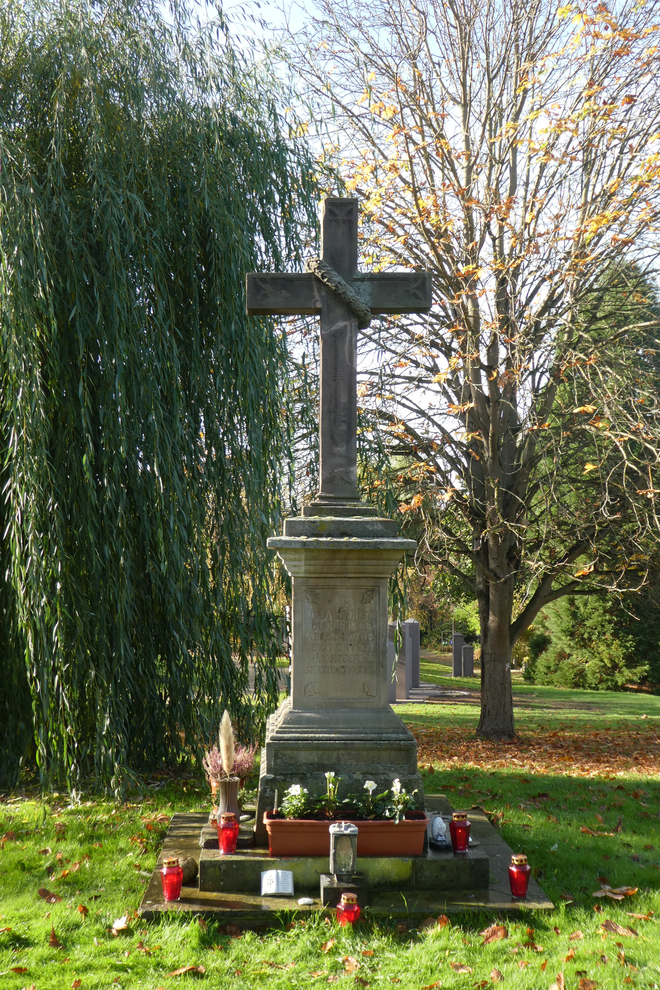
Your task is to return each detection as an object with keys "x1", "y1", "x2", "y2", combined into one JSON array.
[
  {"x1": 264, "y1": 774, "x2": 428, "y2": 857},
  {"x1": 202, "y1": 711, "x2": 256, "y2": 819}
]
